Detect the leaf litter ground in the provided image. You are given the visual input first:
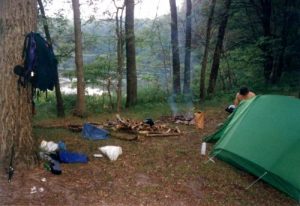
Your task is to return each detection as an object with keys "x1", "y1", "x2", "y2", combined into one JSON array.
[{"x1": 0, "y1": 108, "x2": 296, "y2": 205}]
